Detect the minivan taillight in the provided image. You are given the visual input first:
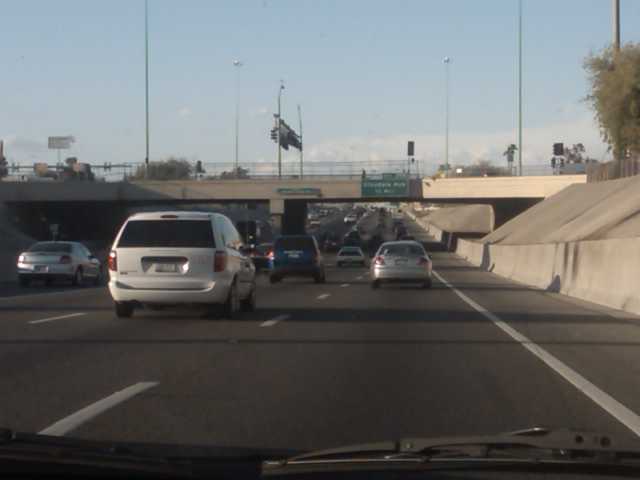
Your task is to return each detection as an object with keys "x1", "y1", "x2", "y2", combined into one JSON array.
[
  {"x1": 214, "y1": 251, "x2": 227, "y2": 272},
  {"x1": 108, "y1": 251, "x2": 117, "y2": 271},
  {"x1": 60, "y1": 255, "x2": 72, "y2": 264}
]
